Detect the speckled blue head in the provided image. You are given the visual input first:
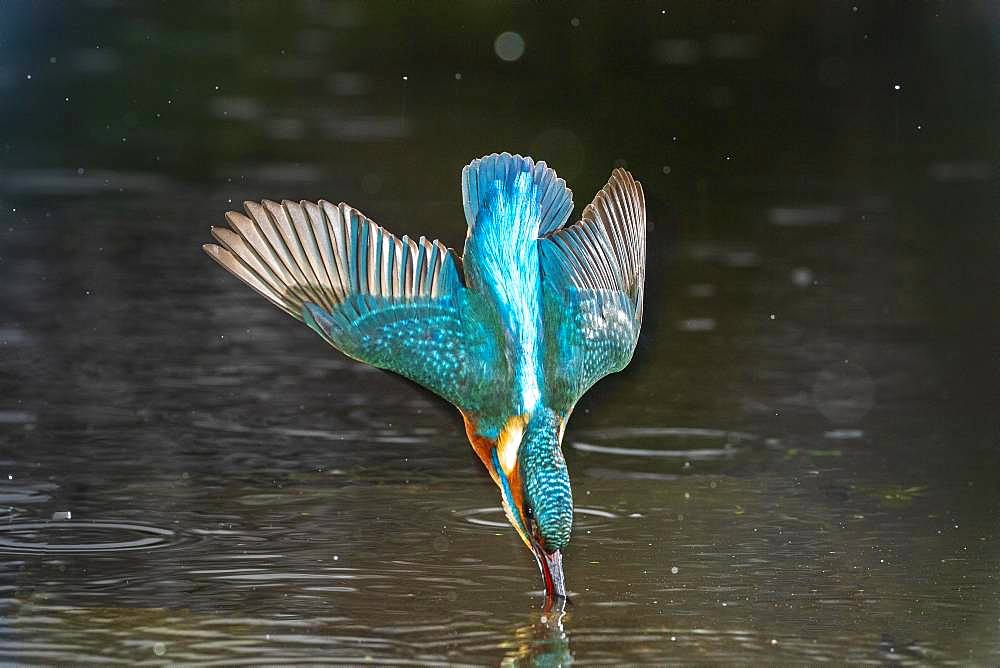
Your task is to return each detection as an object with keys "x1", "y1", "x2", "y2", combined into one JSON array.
[{"x1": 519, "y1": 408, "x2": 573, "y2": 552}]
